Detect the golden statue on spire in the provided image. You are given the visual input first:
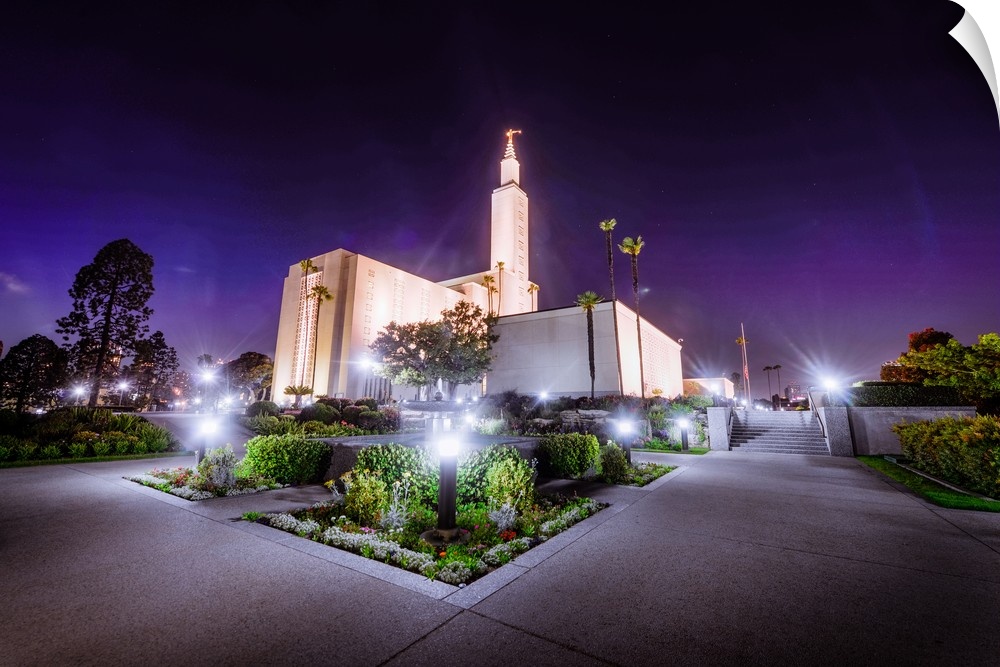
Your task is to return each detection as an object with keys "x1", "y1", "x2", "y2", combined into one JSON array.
[{"x1": 505, "y1": 129, "x2": 522, "y2": 144}]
